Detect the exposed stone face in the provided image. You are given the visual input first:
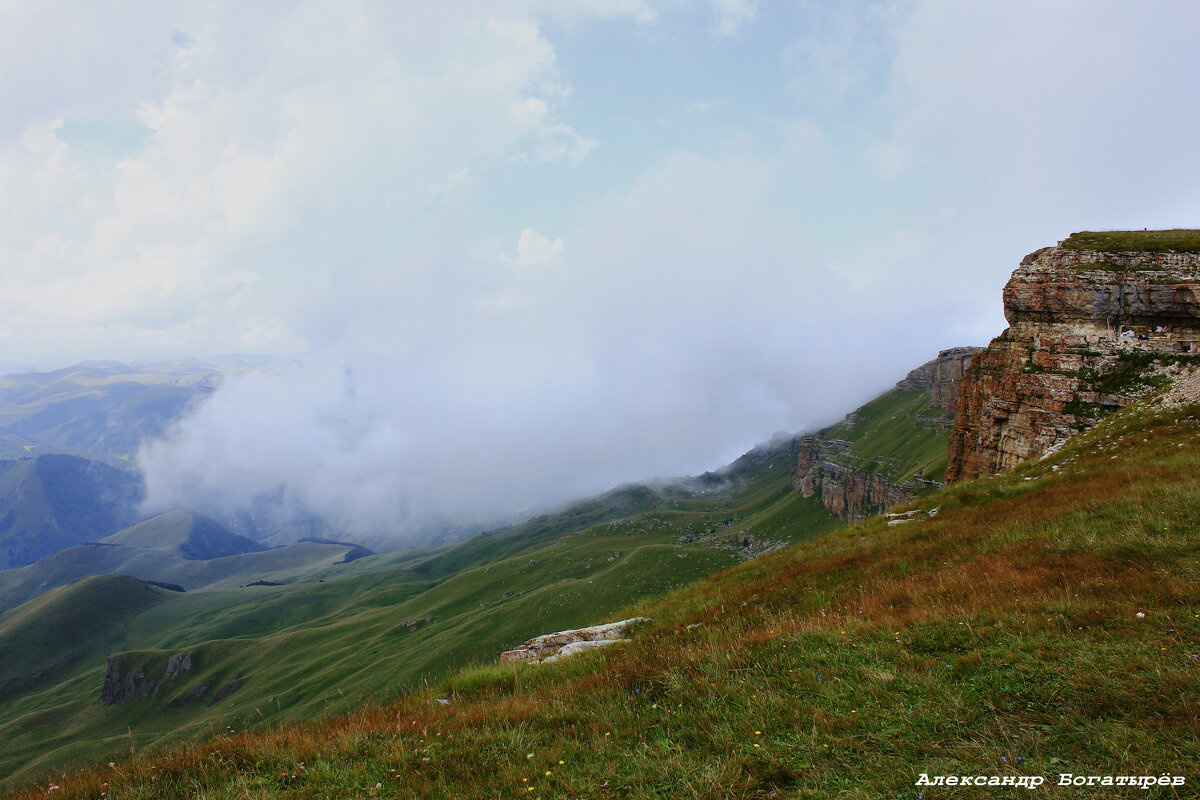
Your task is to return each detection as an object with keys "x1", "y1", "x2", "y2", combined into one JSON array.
[
  {"x1": 101, "y1": 656, "x2": 153, "y2": 705},
  {"x1": 101, "y1": 651, "x2": 198, "y2": 706},
  {"x1": 896, "y1": 347, "x2": 983, "y2": 413},
  {"x1": 793, "y1": 347, "x2": 978, "y2": 521},
  {"x1": 793, "y1": 436, "x2": 923, "y2": 520},
  {"x1": 947, "y1": 243, "x2": 1200, "y2": 483},
  {"x1": 499, "y1": 617, "x2": 649, "y2": 664}
]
